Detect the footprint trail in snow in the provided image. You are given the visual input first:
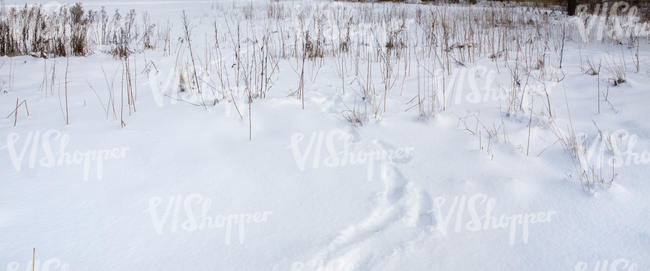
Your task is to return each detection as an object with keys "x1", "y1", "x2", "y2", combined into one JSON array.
[{"x1": 300, "y1": 162, "x2": 436, "y2": 271}]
